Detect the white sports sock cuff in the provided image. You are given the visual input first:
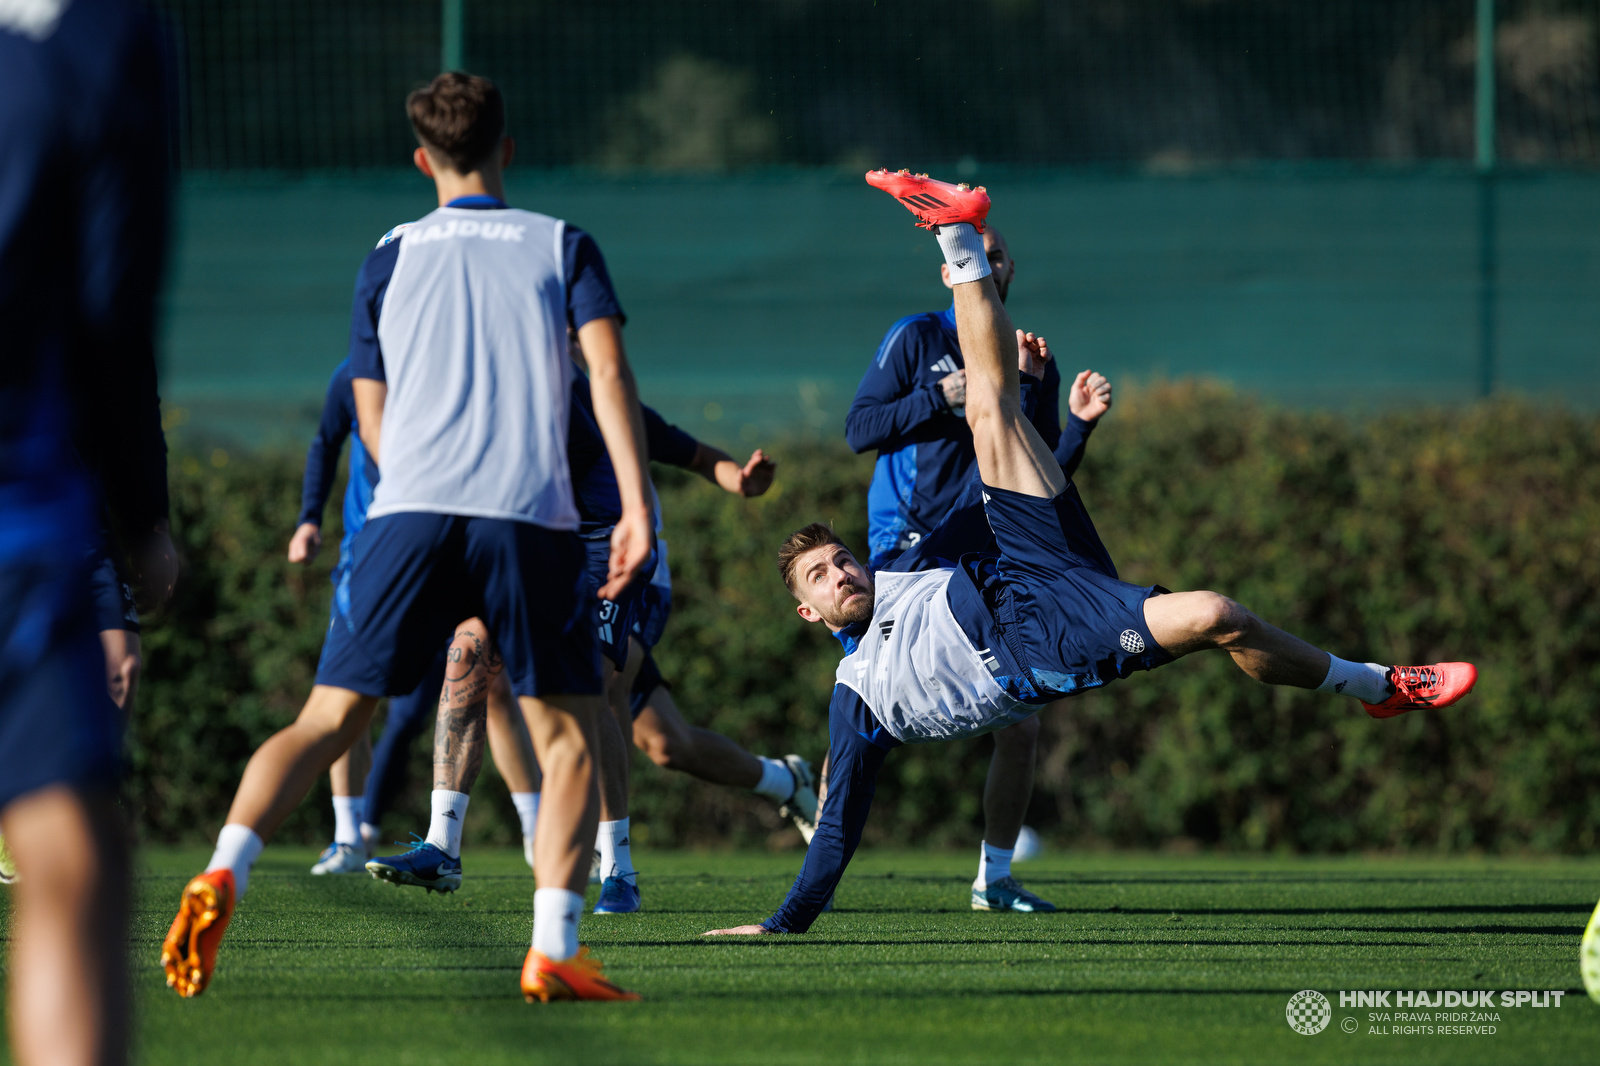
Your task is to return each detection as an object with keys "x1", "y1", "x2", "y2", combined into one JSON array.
[
  {"x1": 425, "y1": 789, "x2": 470, "y2": 859},
  {"x1": 511, "y1": 791, "x2": 541, "y2": 840},
  {"x1": 206, "y1": 823, "x2": 264, "y2": 899},
  {"x1": 751, "y1": 757, "x2": 794, "y2": 803},
  {"x1": 1318, "y1": 656, "x2": 1391, "y2": 705},
  {"x1": 935, "y1": 222, "x2": 991, "y2": 285},
  {"x1": 331, "y1": 795, "x2": 363, "y2": 846},
  {"x1": 532, "y1": 887, "x2": 583, "y2": 961}
]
